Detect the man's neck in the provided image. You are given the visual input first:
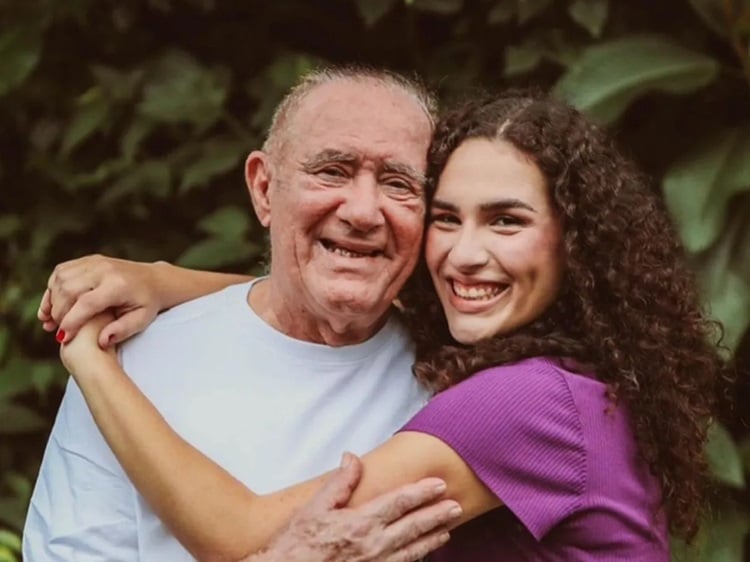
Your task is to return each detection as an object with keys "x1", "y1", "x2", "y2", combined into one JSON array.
[{"x1": 247, "y1": 278, "x2": 388, "y2": 347}]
